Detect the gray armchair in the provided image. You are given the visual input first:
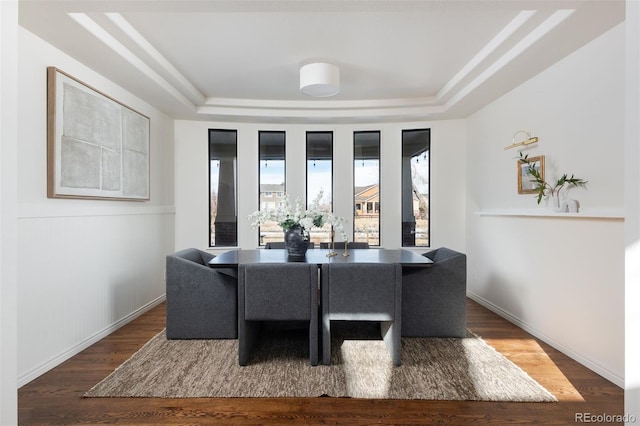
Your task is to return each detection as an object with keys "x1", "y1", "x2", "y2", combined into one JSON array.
[
  {"x1": 238, "y1": 263, "x2": 318, "y2": 365},
  {"x1": 321, "y1": 263, "x2": 402, "y2": 366},
  {"x1": 401, "y1": 247, "x2": 466, "y2": 337},
  {"x1": 166, "y1": 248, "x2": 237, "y2": 339}
]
